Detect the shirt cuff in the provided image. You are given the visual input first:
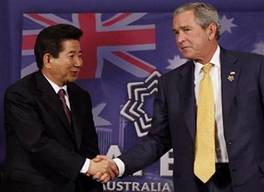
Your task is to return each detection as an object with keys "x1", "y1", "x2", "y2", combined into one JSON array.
[
  {"x1": 80, "y1": 158, "x2": 90, "y2": 174},
  {"x1": 113, "y1": 158, "x2": 125, "y2": 177}
]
